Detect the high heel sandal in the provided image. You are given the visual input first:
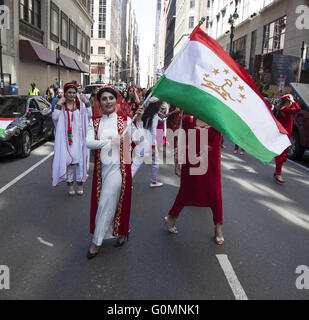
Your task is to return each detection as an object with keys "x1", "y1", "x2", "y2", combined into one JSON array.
[
  {"x1": 164, "y1": 216, "x2": 178, "y2": 234},
  {"x1": 214, "y1": 226, "x2": 224, "y2": 245},
  {"x1": 68, "y1": 185, "x2": 75, "y2": 196},
  {"x1": 273, "y1": 173, "x2": 286, "y2": 184},
  {"x1": 114, "y1": 231, "x2": 130, "y2": 247}
]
